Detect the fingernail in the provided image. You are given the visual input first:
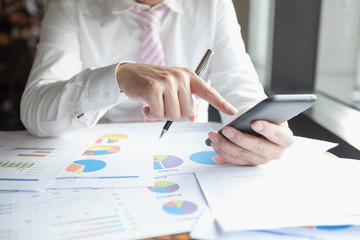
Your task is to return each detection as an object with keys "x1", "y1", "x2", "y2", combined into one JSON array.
[
  {"x1": 222, "y1": 127, "x2": 235, "y2": 139},
  {"x1": 228, "y1": 104, "x2": 238, "y2": 113},
  {"x1": 252, "y1": 122, "x2": 264, "y2": 132},
  {"x1": 208, "y1": 132, "x2": 219, "y2": 143}
]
